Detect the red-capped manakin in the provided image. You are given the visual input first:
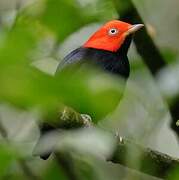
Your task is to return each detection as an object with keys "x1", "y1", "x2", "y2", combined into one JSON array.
[{"x1": 35, "y1": 20, "x2": 144, "y2": 160}]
